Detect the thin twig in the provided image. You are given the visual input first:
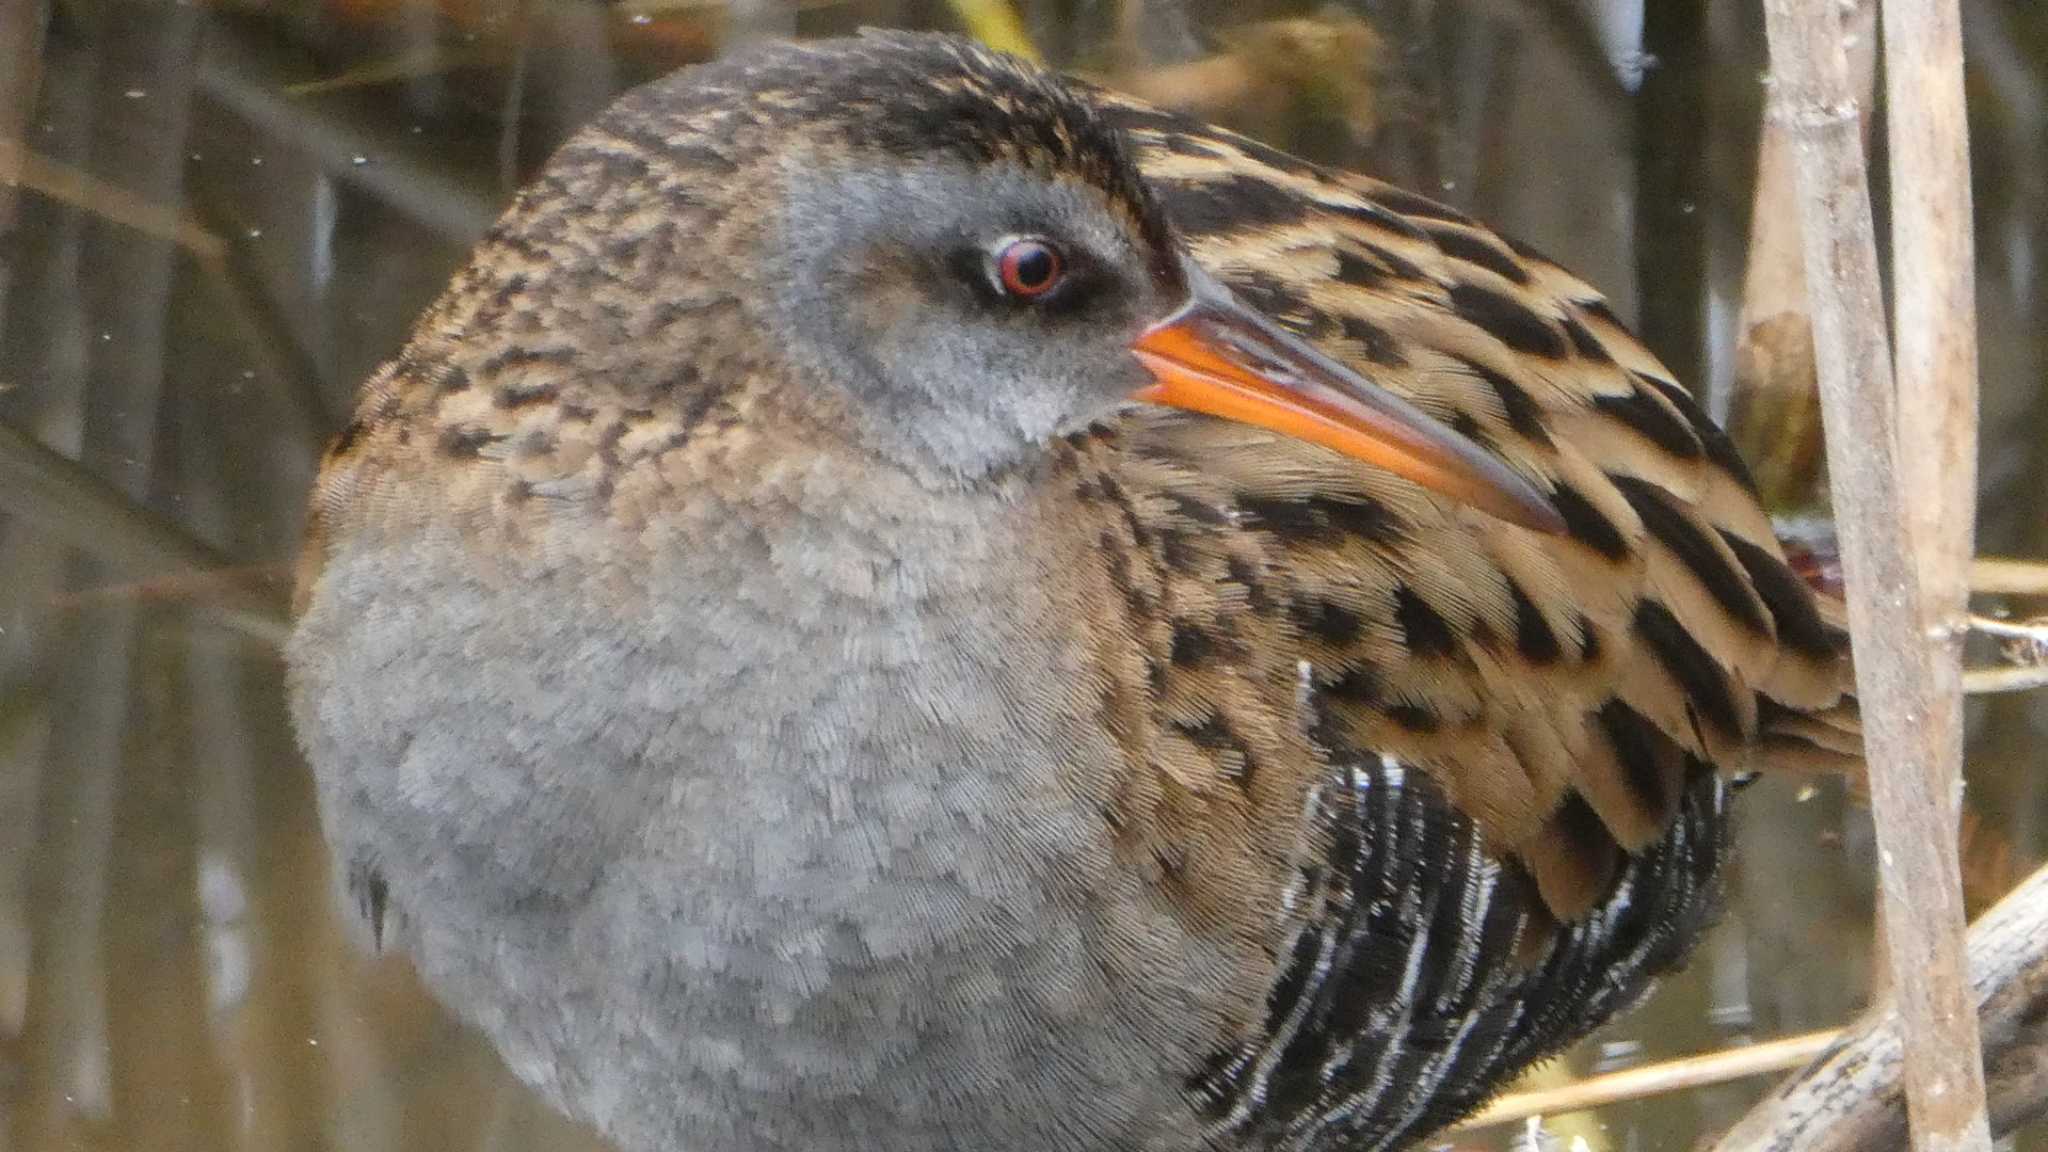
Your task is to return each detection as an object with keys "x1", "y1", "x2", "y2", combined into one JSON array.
[
  {"x1": 1758, "y1": 3, "x2": 1991, "y2": 1150},
  {"x1": 0, "y1": 137, "x2": 225, "y2": 260},
  {"x1": 1448, "y1": 1030, "x2": 1842, "y2": 1134},
  {"x1": 1968, "y1": 614, "x2": 2048, "y2": 645},
  {"x1": 1963, "y1": 666, "x2": 2048, "y2": 694},
  {"x1": 1963, "y1": 613, "x2": 2048, "y2": 694},
  {"x1": 282, "y1": 47, "x2": 495, "y2": 97}
]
